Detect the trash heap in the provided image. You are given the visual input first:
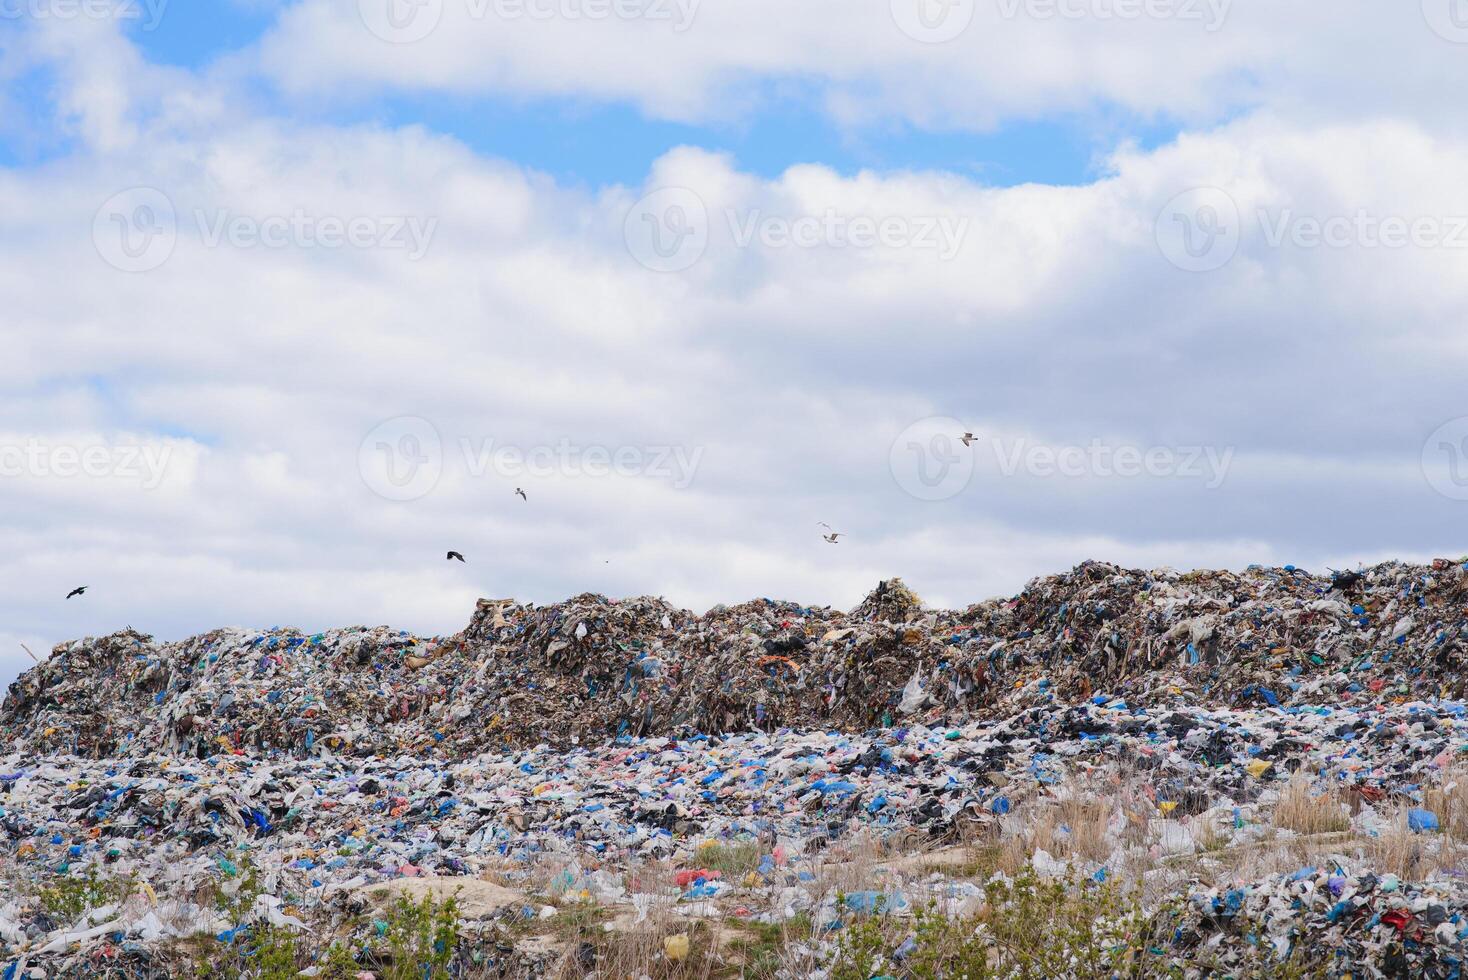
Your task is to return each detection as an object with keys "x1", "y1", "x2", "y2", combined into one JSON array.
[
  {"x1": 5, "y1": 696, "x2": 1468, "y2": 975},
  {"x1": 6, "y1": 560, "x2": 1468, "y2": 759},
  {"x1": 1172, "y1": 867, "x2": 1468, "y2": 977},
  {"x1": 2, "y1": 559, "x2": 1468, "y2": 977}
]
